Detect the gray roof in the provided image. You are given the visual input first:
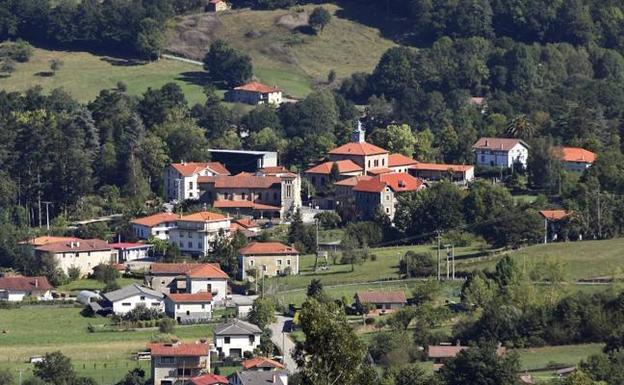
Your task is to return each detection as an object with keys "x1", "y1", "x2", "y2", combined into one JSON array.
[
  {"x1": 232, "y1": 371, "x2": 288, "y2": 385},
  {"x1": 214, "y1": 319, "x2": 262, "y2": 336},
  {"x1": 103, "y1": 283, "x2": 164, "y2": 303}
]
